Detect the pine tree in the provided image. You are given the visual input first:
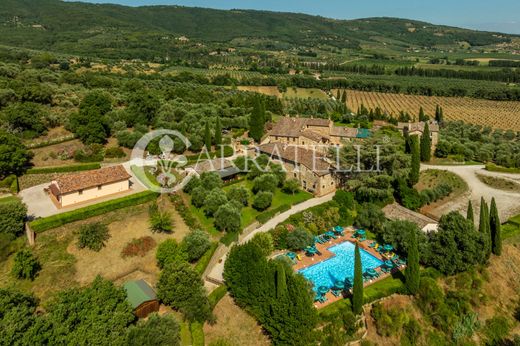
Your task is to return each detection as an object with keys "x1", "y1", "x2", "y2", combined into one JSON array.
[
  {"x1": 352, "y1": 243, "x2": 364, "y2": 315},
  {"x1": 249, "y1": 98, "x2": 265, "y2": 142},
  {"x1": 478, "y1": 197, "x2": 491, "y2": 259},
  {"x1": 420, "y1": 122, "x2": 431, "y2": 162},
  {"x1": 214, "y1": 117, "x2": 222, "y2": 147},
  {"x1": 489, "y1": 197, "x2": 502, "y2": 256},
  {"x1": 405, "y1": 229, "x2": 420, "y2": 295},
  {"x1": 409, "y1": 135, "x2": 420, "y2": 186},
  {"x1": 467, "y1": 200, "x2": 474, "y2": 224},
  {"x1": 204, "y1": 121, "x2": 211, "y2": 151}
]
